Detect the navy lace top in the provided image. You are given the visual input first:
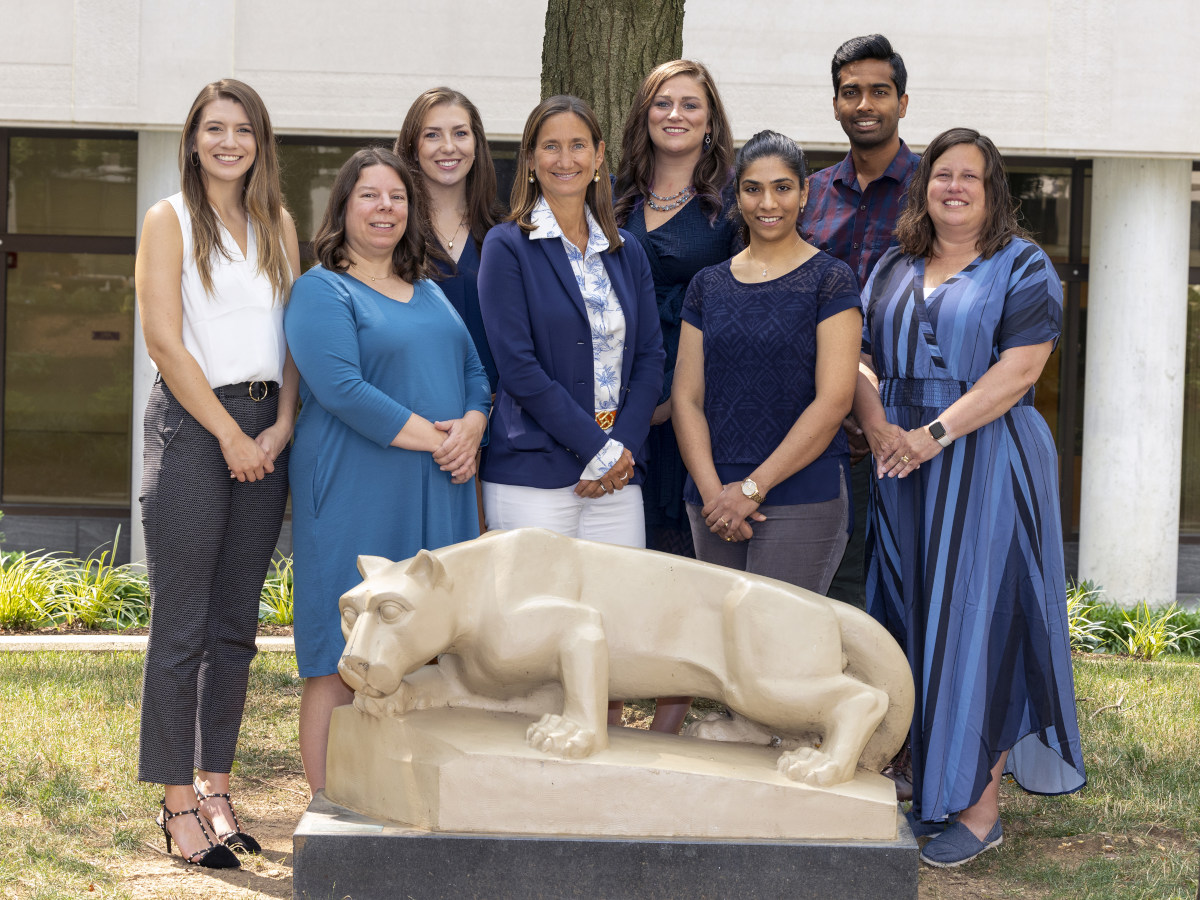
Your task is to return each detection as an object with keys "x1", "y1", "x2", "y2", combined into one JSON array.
[{"x1": 681, "y1": 252, "x2": 859, "y2": 505}]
